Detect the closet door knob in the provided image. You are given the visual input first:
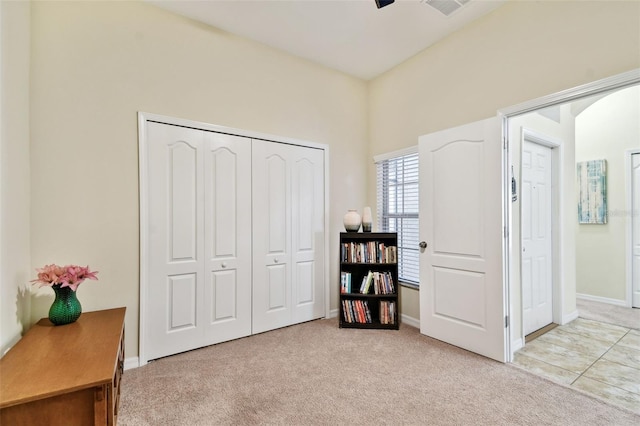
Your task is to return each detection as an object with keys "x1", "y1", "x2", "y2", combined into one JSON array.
[
  {"x1": 274, "y1": 258, "x2": 279, "y2": 263},
  {"x1": 221, "y1": 262, "x2": 227, "y2": 268},
  {"x1": 419, "y1": 241, "x2": 427, "y2": 249}
]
